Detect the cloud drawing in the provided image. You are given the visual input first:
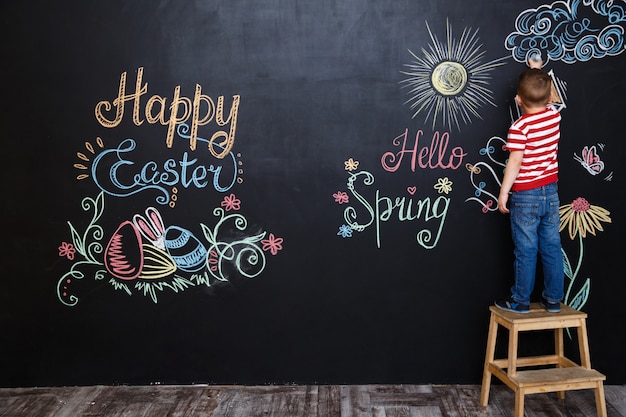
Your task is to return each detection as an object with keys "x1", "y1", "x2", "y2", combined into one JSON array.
[{"x1": 506, "y1": 0, "x2": 626, "y2": 64}]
